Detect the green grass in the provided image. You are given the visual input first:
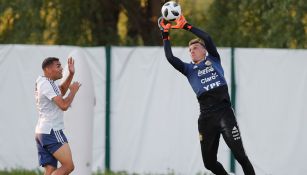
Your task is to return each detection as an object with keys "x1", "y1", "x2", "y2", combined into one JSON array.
[
  {"x1": 0, "y1": 169, "x2": 42, "y2": 175},
  {"x1": 0, "y1": 169, "x2": 211, "y2": 175},
  {"x1": 0, "y1": 170, "x2": 159, "y2": 175},
  {"x1": 0, "y1": 170, "x2": 138, "y2": 175}
]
